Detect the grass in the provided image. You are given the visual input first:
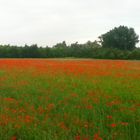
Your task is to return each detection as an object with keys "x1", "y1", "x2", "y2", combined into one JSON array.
[{"x1": 0, "y1": 59, "x2": 140, "y2": 140}]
